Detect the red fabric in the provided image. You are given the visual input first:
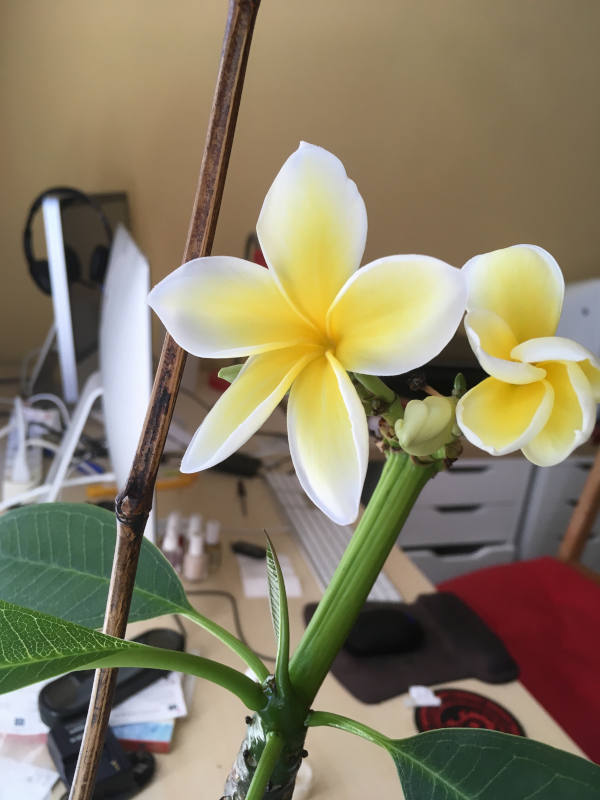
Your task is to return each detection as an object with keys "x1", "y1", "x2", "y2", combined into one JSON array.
[{"x1": 439, "y1": 557, "x2": 600, "y2": 762}]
